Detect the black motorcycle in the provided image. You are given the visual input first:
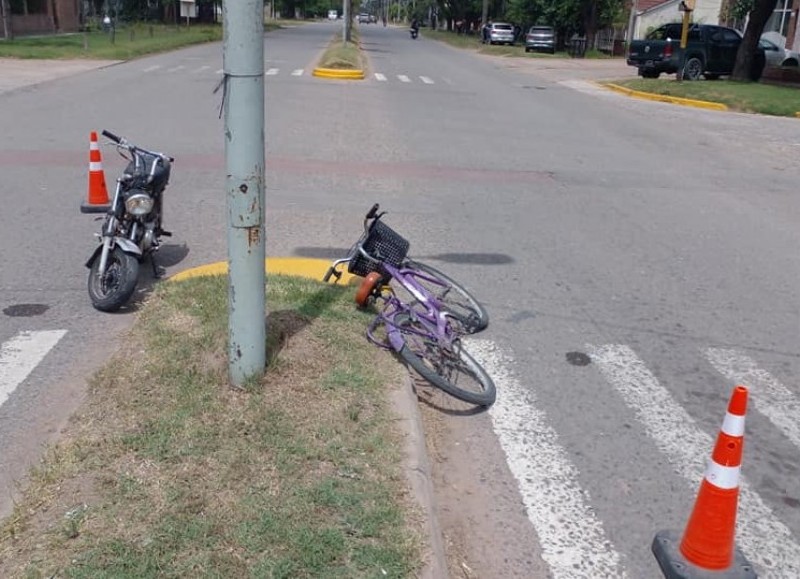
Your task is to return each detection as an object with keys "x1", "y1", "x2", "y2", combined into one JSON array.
[{"x1": 82, "y1": 130, "x2": 174, "y2": 312}]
